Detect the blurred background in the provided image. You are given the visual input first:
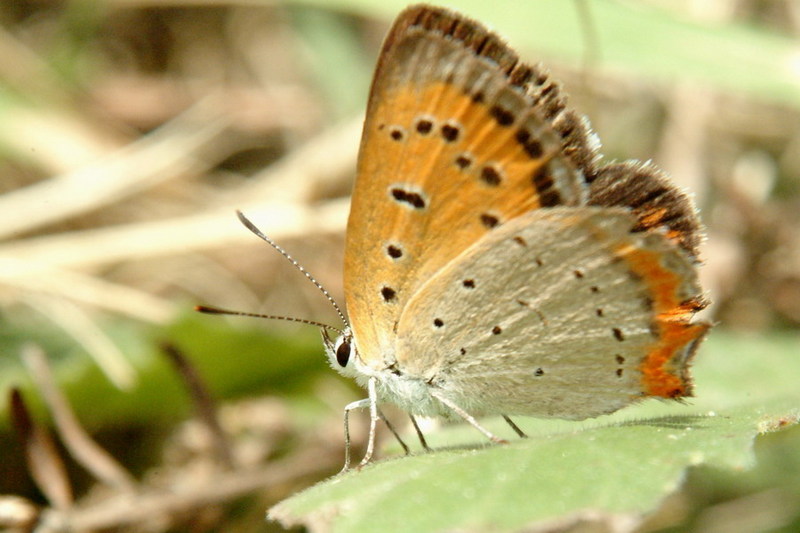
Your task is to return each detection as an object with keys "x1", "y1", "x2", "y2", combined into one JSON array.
[{"x1": 0, "y1": 0, "x2": 798, "y2": 531}]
